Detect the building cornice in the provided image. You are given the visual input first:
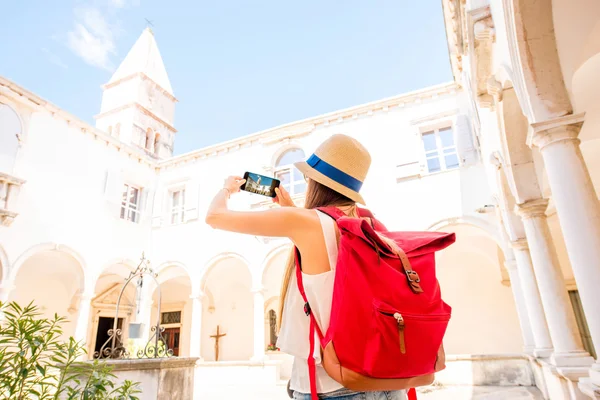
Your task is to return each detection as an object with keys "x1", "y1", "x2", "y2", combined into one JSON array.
[
  {"x1": 94, "y1": 103, "x2": 177, "y2": 133},
  {"x1": 159, "y1": 82, "x2": 459, "y2": 169},
  {"x1": 0, "y1": 76, "x2": 156, "y2": 168},
  {"x1": 1, "y1": 76, "x2": 459, "y2": 173},
  {"x1": 102, "y1": 72, "x2": 178, "y2": 102}
]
